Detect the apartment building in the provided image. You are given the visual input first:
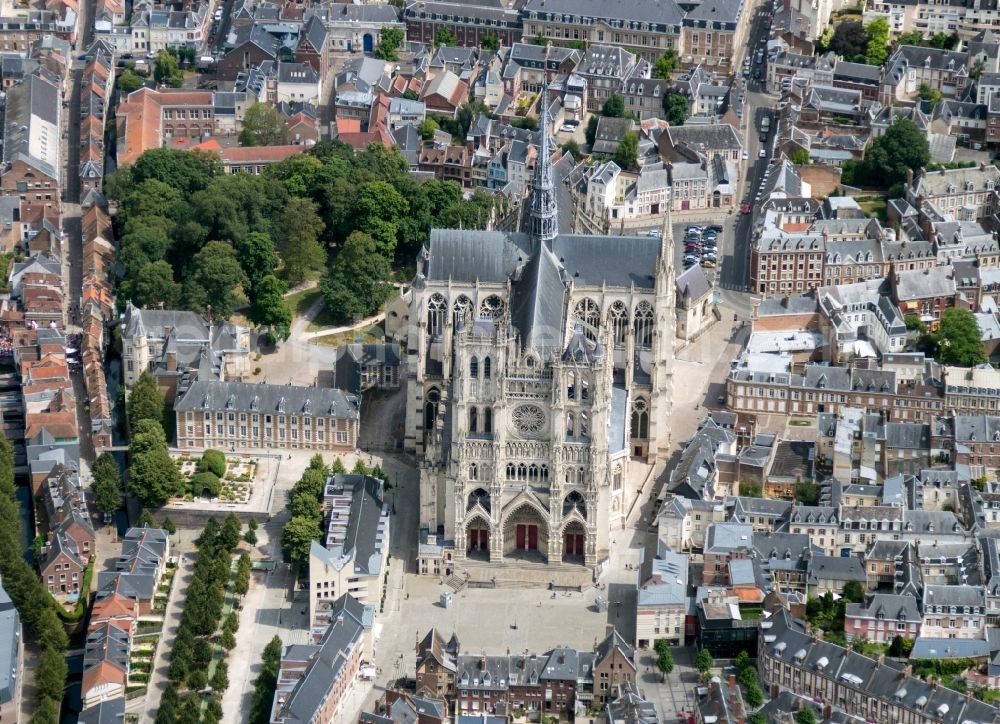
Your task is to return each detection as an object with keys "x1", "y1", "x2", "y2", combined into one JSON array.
[
  {"x1": 920, "y1": 585, "x2": 986, "y2": 638},
  {"x1": 308, "y1": 474, "x2": 390, "y2": 640},
  {"x1": 845, "y1": 593, "x2": 922, "y2": 642},
  {"x1": 635, "y1": 544, "x2": 689, "y2": 648}
]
